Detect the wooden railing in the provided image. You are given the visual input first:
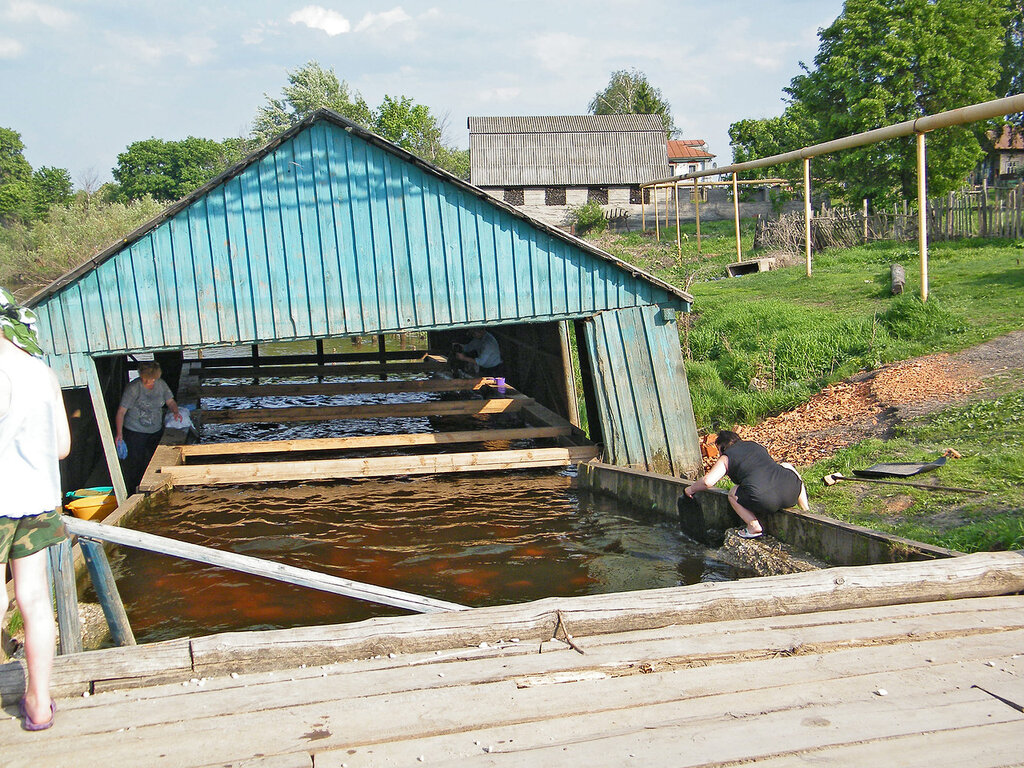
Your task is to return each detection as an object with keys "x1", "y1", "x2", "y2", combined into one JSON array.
[{"x1": 49, "y1": 516, "x2": 468, "y2": 655}]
